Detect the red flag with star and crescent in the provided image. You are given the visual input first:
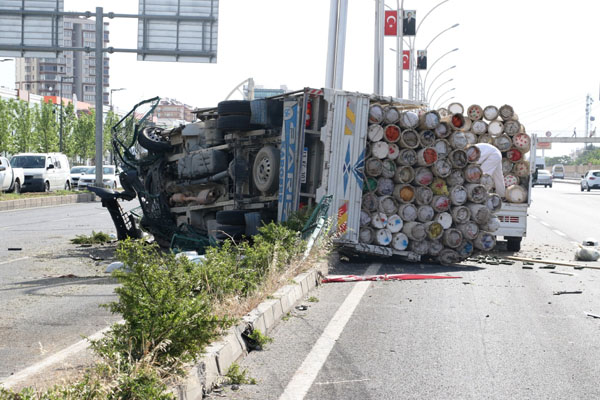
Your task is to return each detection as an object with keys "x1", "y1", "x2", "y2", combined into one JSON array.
[
  {"x1": 384, "y1": 10, "x2": 397, "y2": 36},
  {"x1": 403, "y1": 50, "x2": 410, "y2": 70}
]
